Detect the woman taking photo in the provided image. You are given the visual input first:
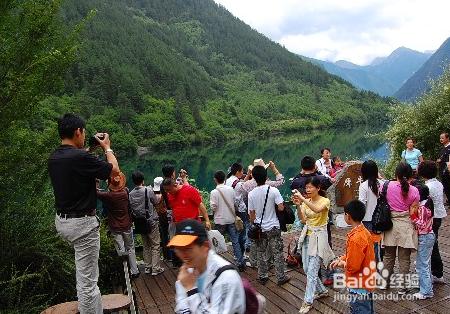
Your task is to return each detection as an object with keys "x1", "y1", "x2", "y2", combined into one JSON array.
[
  {"x1": 358, "y1": 160, "x2": 384, "y2": 262},
  {"x1": 383, "y1": 162, "x2": 420, "y2": 294},
  {"x1": 401, "y1": 138, "x2": 424, "y2": 173},
  {"x1": 292, "y1": 177, "x2": 334, "y2": 314}
]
